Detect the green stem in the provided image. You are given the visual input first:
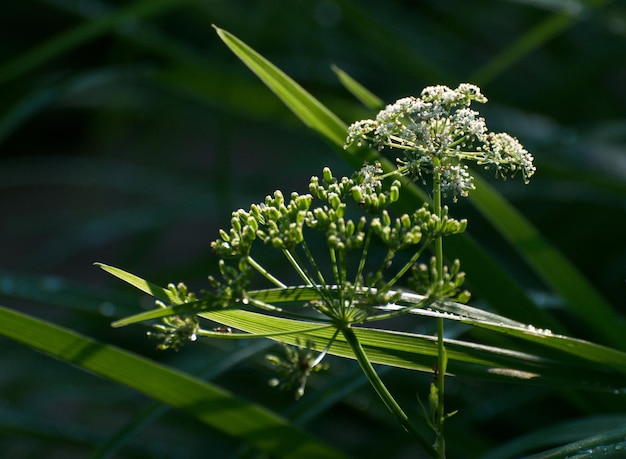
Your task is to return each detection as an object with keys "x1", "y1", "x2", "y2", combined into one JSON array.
[
  {"x1": 341, "y1": 326, "x2": 438, "y2": 458},
  {"x1": 432, "y1": 158, "x2": 446, "y2": 459},
  {"x1": 246, "y1": 256, "x2": 287, "y2": 288},
  {"x1": 382, "y1": 240, "x2": 431, "y2": 291},
  {"x1": 282, "y1": 249, "x2": 314, "y2": 286}
]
